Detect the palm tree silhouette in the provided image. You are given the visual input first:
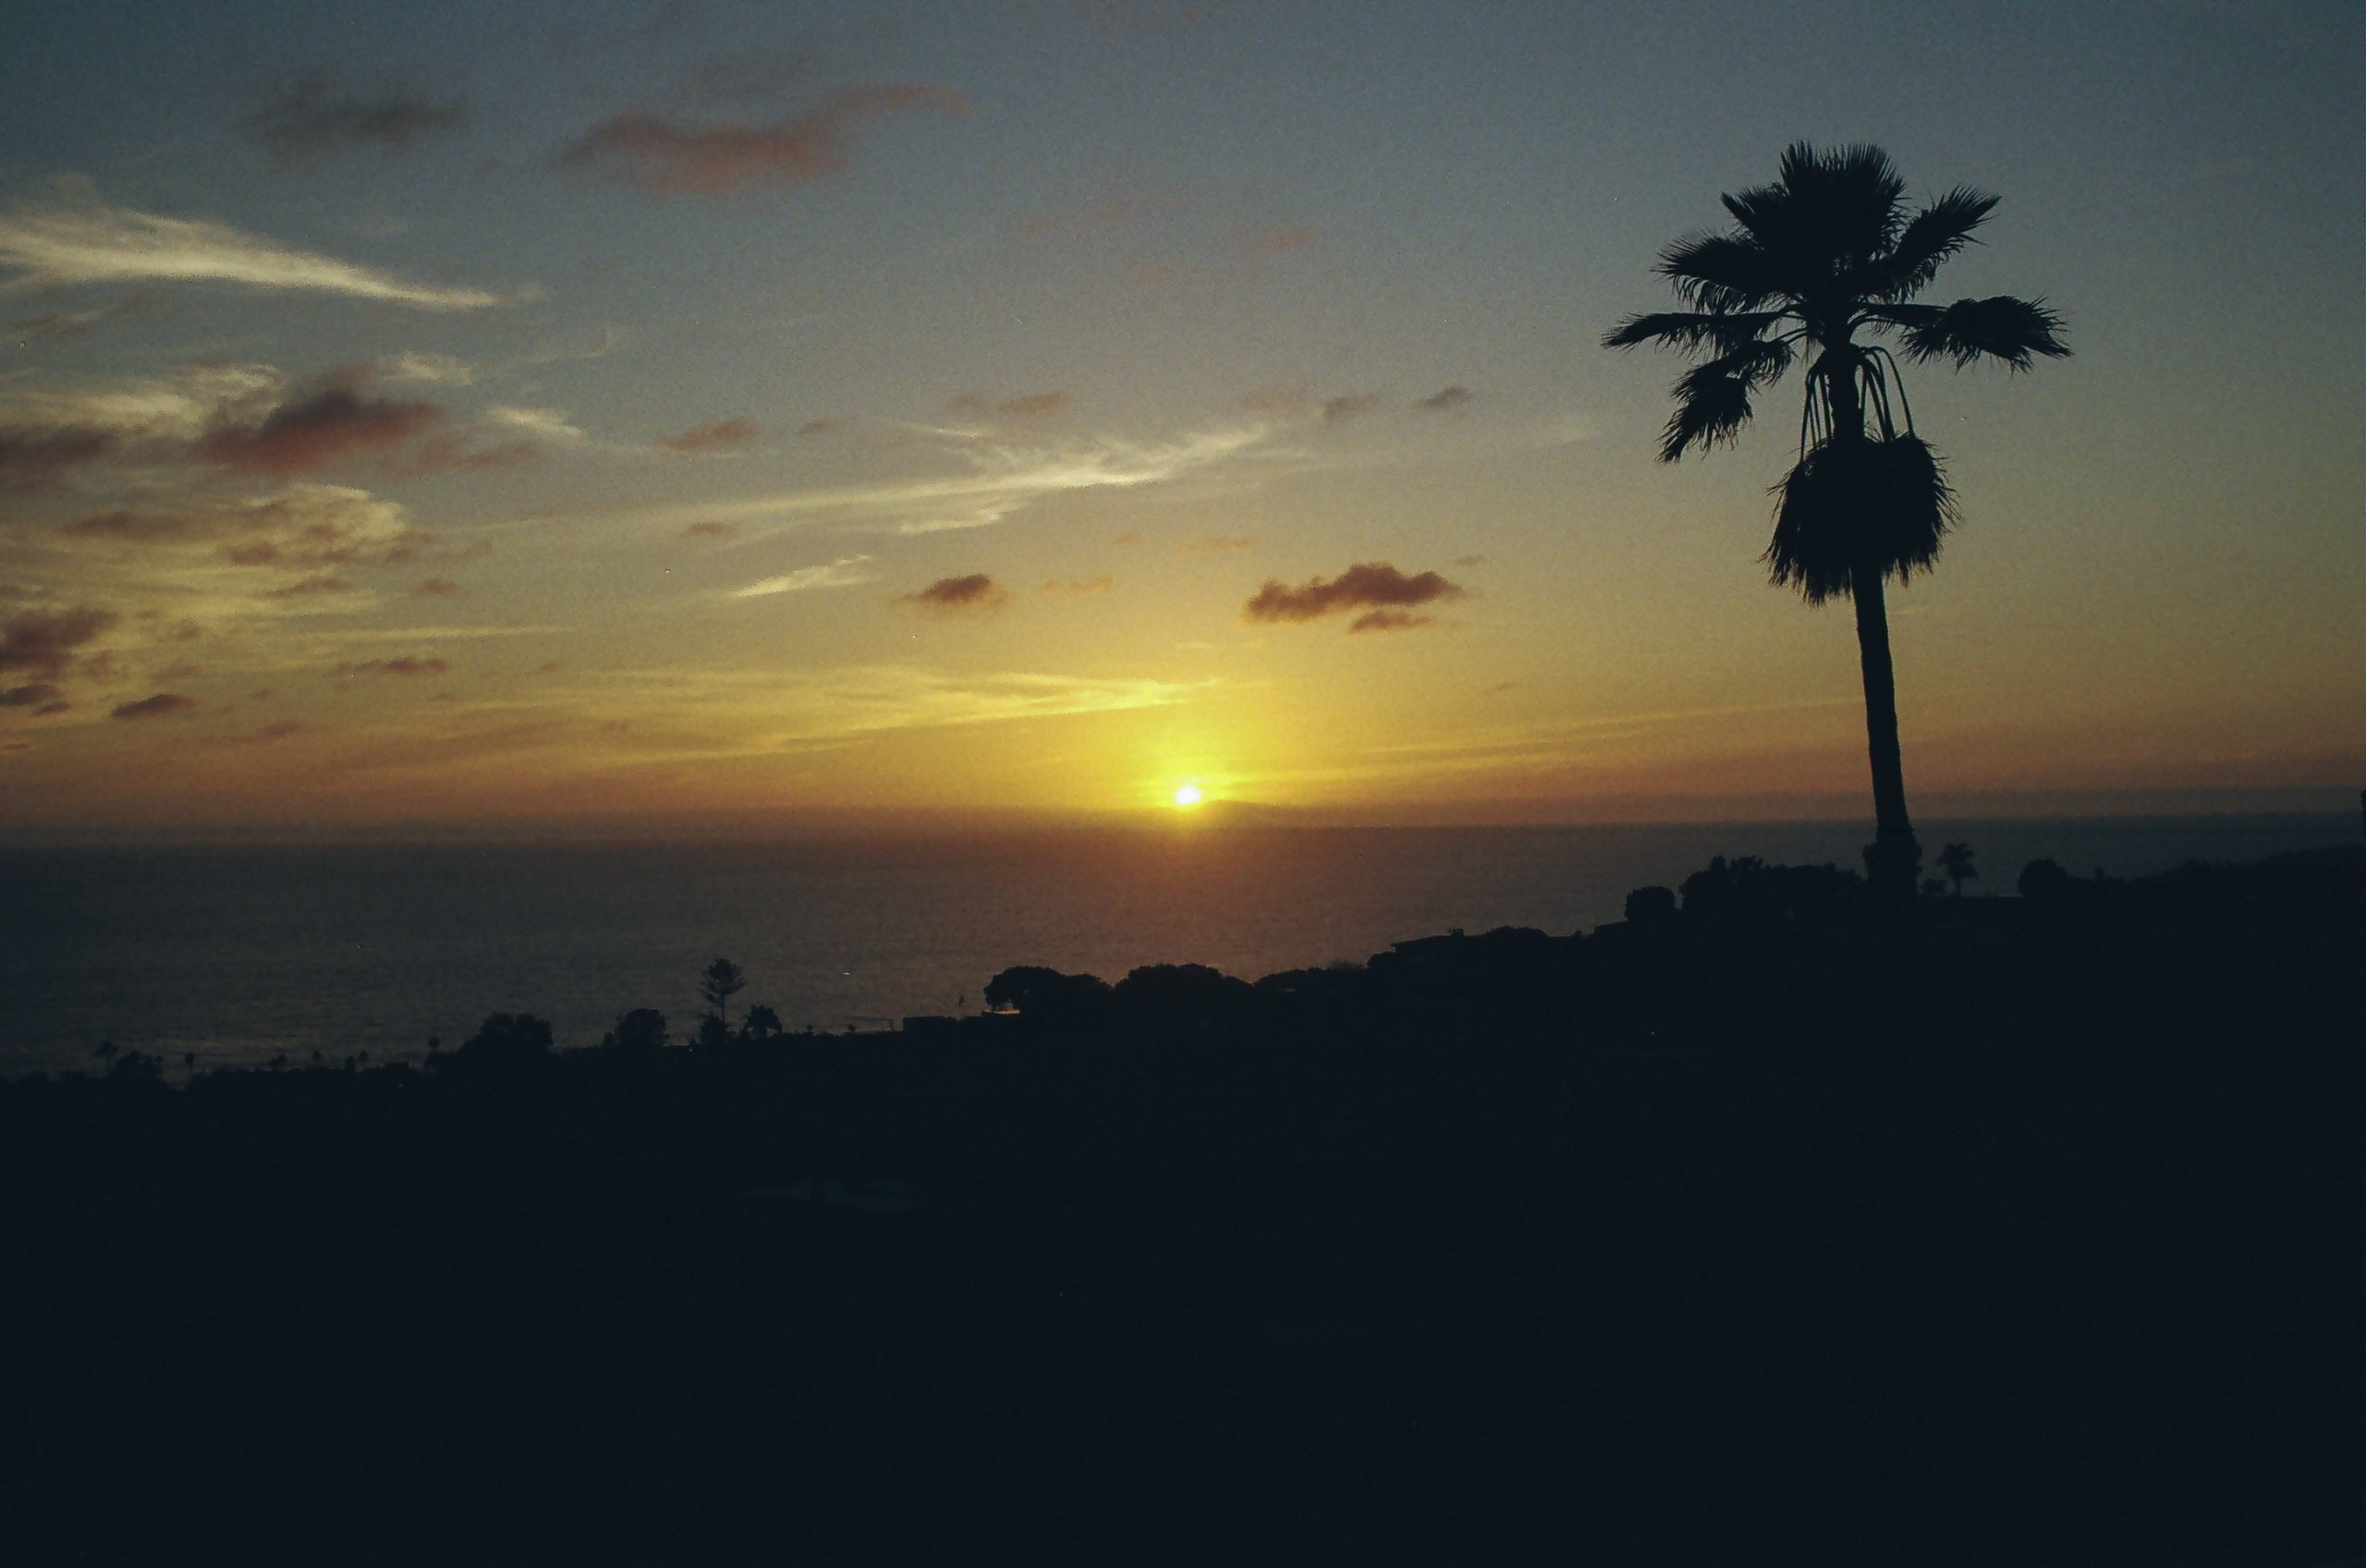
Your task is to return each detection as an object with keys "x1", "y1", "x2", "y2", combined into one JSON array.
[
  {"x1": 1937, "y1": 841, "x2": 1978, "y2": 897},
  {"x1": 1607, "y1": 142, "x2": 2067, "y2": 904}
]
